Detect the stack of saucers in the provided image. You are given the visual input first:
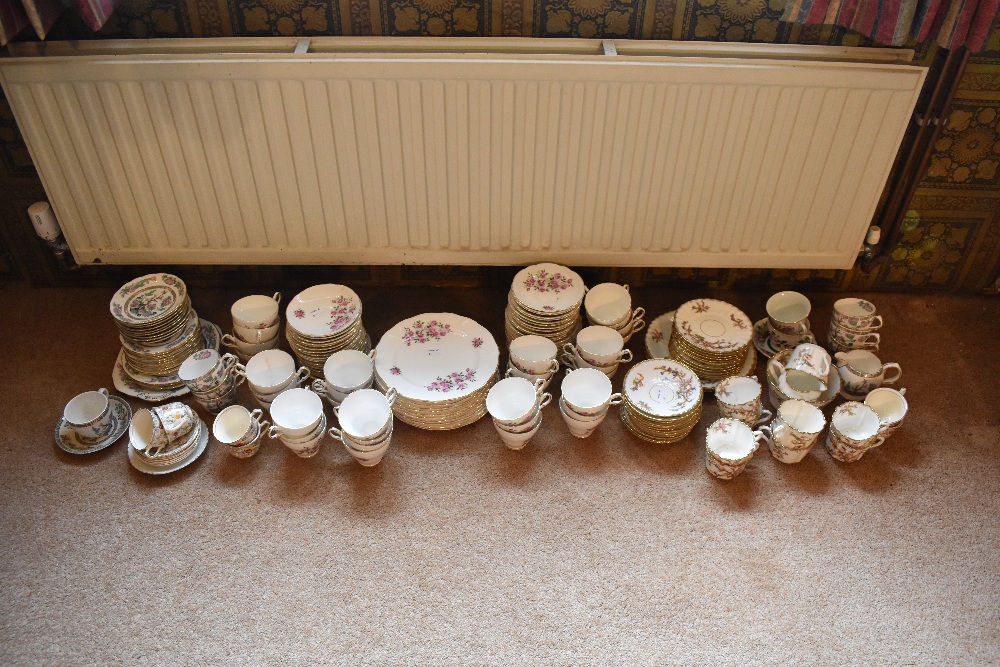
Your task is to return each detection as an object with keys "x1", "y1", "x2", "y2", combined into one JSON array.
[
  {"x1": 127, "y1": 403, "x2": 209, "y2": 474},
  {"x1": 620, "y1": 359, "x2": 703, "y2": 443},
  {"x1": 285, "y1": 284, "x2": 370, "y2": 378},
  {"x1": 373, "y1": 312, "x2": 500, "y2": 430},
  {"x1": 668, "y1": 299, "x2": 753, "y2": 384},
  {"x1": 111, "y1": 273, "x2": 205, "y2": 393},
  {"x1": 504, "y1": 263, "x2": 586, "y2": 349}
]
